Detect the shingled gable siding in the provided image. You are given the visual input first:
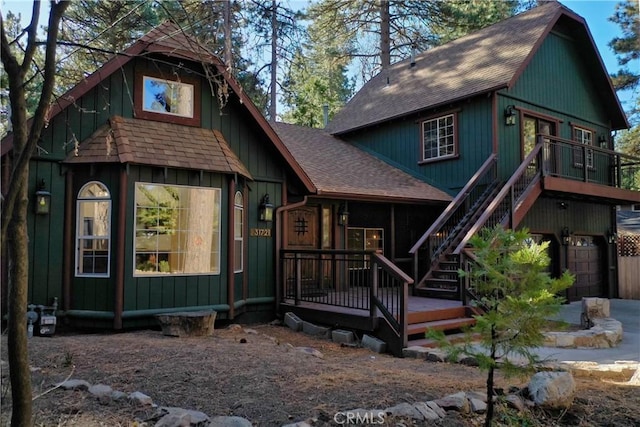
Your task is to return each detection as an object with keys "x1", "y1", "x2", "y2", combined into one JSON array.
[
  {"x1": 341, "y1": 96, "x2": 493, "y2": 195},
  {"x1": 18, "y1": 54, "x2": 287, "y2": 327}
]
